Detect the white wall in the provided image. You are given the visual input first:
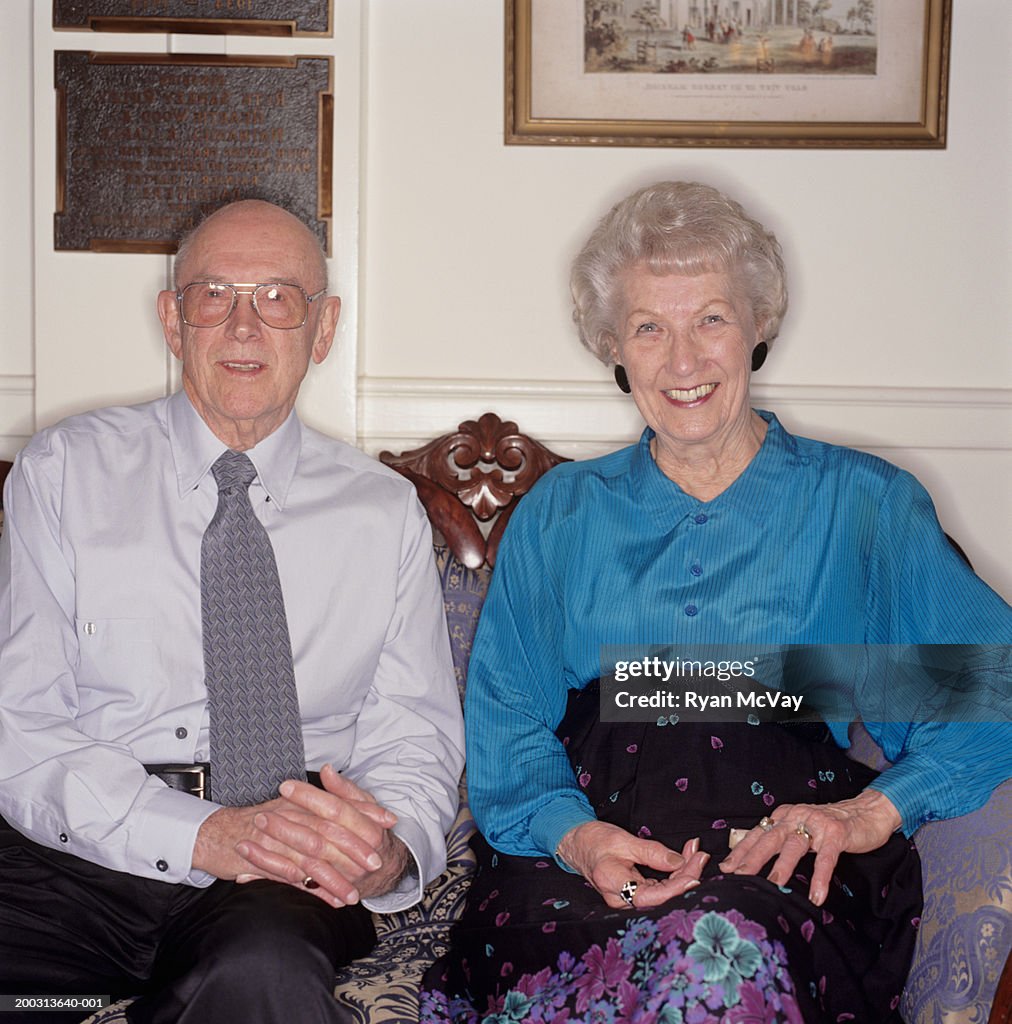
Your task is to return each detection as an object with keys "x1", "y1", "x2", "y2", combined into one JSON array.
[{"x1": 1, "y1": 0, "x2": 1008, "y2": 598}]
